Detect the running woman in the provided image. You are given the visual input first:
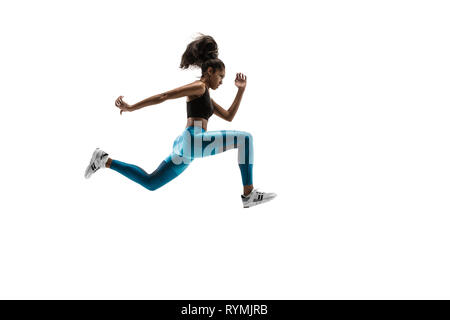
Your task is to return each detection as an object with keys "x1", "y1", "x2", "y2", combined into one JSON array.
[{"x1": 84, "y1": 34, "x2": 276, "y2": 208}]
